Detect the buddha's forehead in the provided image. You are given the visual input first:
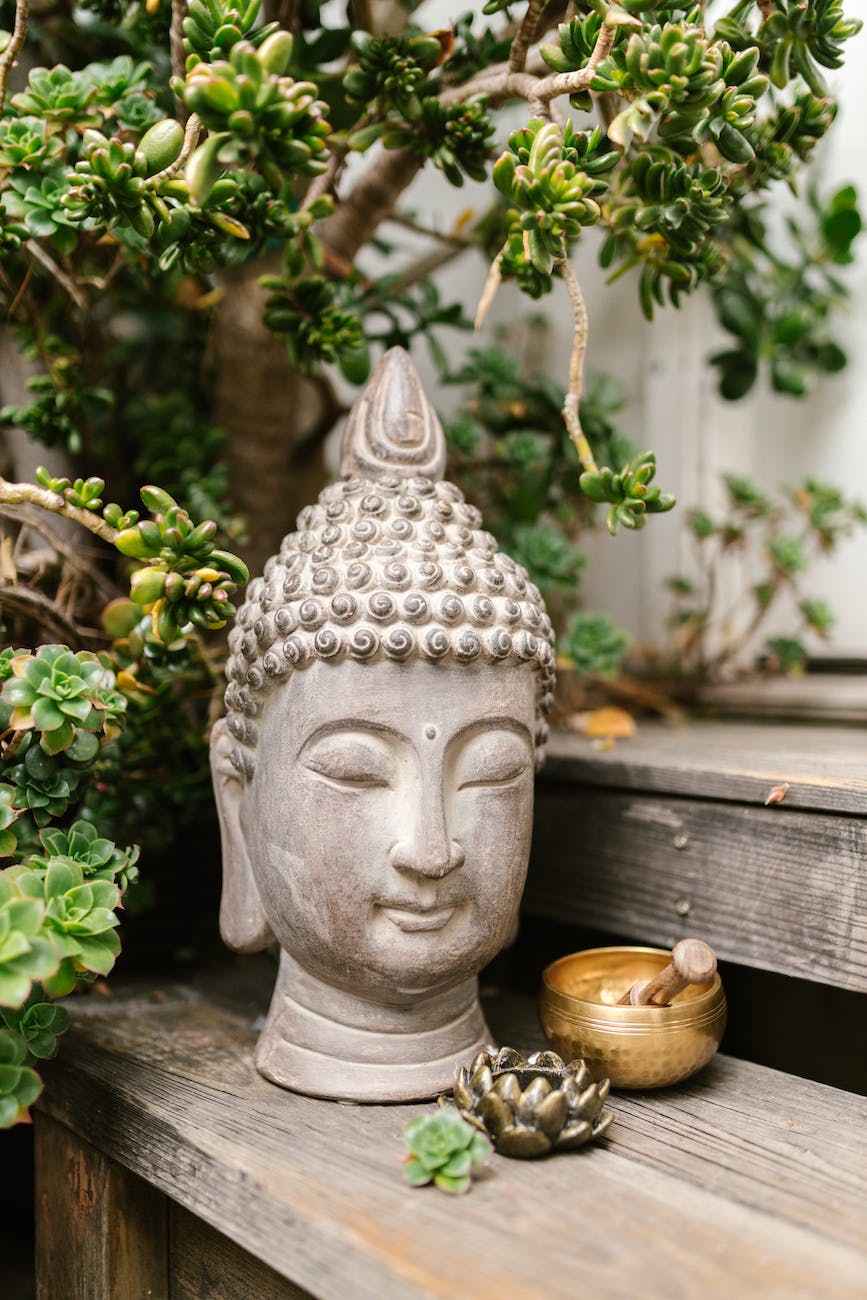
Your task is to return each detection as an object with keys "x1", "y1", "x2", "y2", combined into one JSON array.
[{"x1": 258, "y1": 659, "x2": 536, "y2": 753}]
